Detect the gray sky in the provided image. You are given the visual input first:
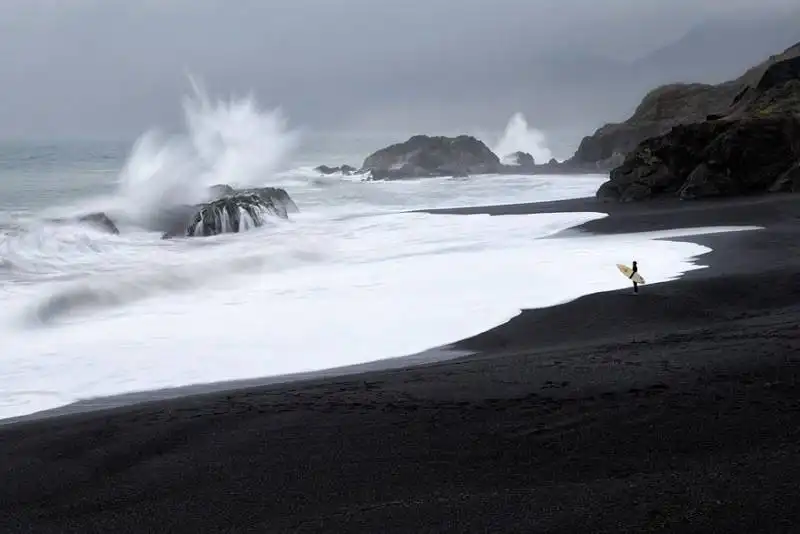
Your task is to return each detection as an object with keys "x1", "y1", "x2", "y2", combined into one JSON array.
[{"x1": 0, "y1": 0, "x2": 798, "y2": 156}]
